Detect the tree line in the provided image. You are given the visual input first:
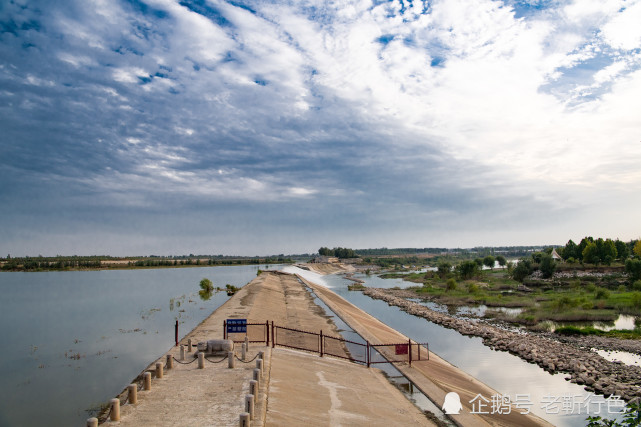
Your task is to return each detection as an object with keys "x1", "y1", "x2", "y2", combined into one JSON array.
[{"x1": 318, "y1": 247, "x2": 357, "y2": 259}]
